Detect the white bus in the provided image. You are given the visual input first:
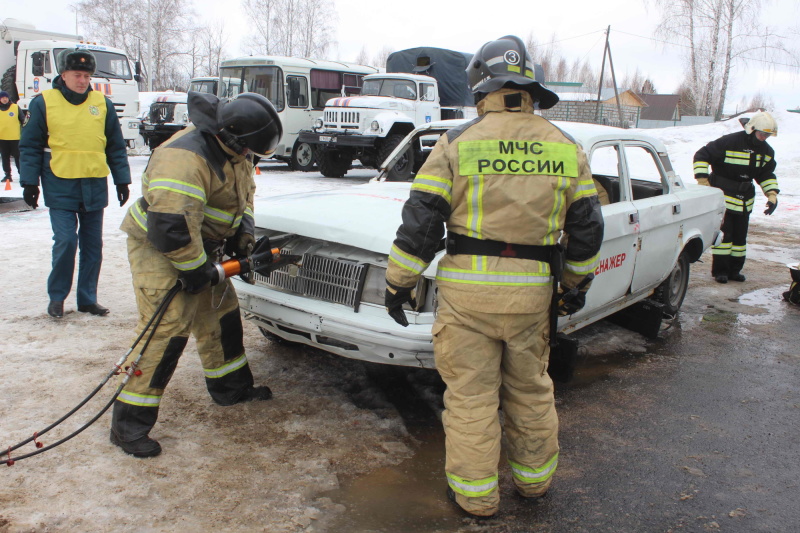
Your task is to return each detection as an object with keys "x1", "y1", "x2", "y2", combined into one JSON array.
[{"x1": 218, "y1": 55, "x2": 379, "y2": 170}]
